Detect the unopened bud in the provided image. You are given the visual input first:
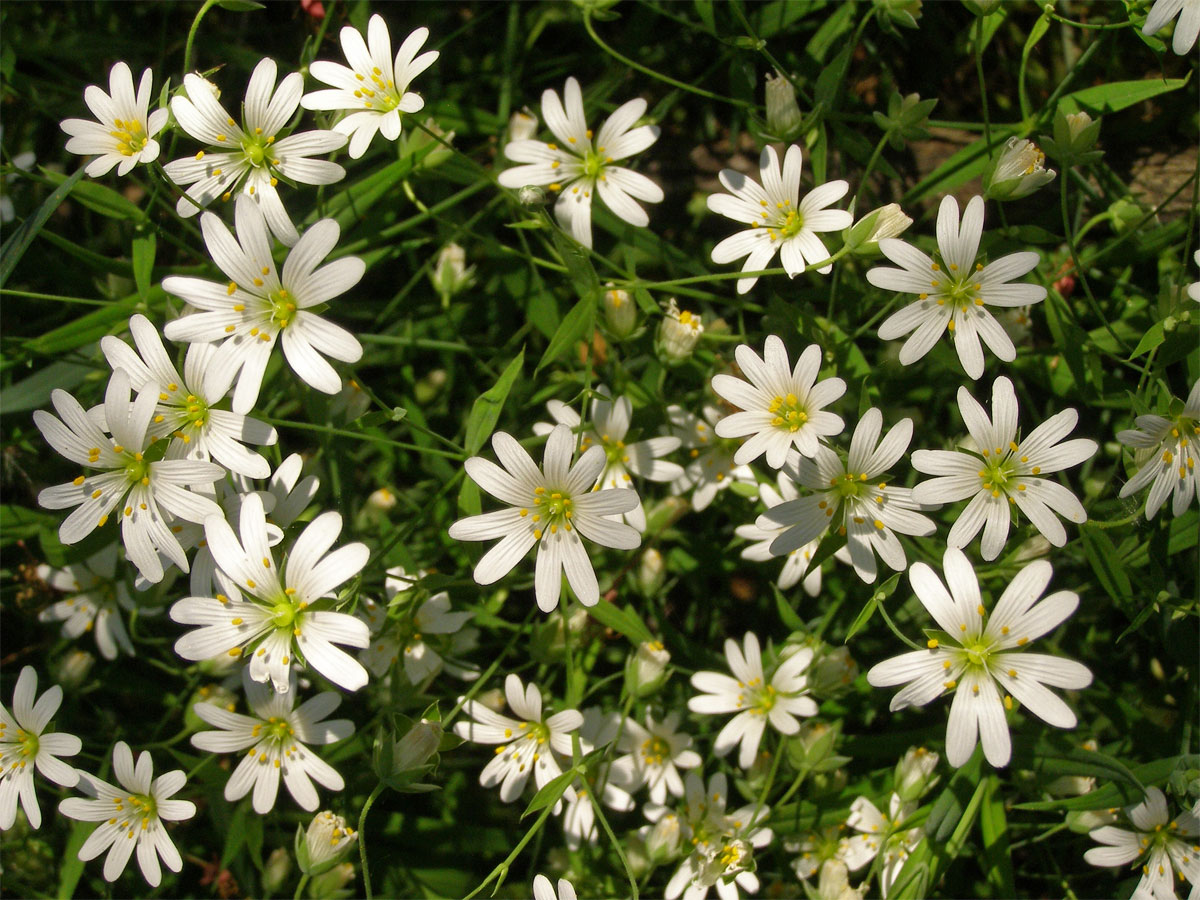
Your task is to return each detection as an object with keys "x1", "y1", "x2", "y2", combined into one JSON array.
[
  {"x1": 873, "y1": 0, "x2": 922, "y2": 30},
  {"x1": 893, "y1": 746, "x2": 940, "y2": 802},
  {"x1": 625, "y1": 639, "x2": 671, "y2": 697},
  {"x1": 307, "y1": 861, "x2": 355, "y2": 899},
  {"x1": 393, "y1": 719, "x2": 442, "y2": 772},
  {"x1": 961, "y1": 0, "x2": 1001, "y2": 14},
  {"x1": 603, "y1": 286, "x2": 638, "y2": 338},
  {"x1": 431, "y1": 243, "x2": 475, "y2": 300},
  {"x1": 808, "y1": 645, "x2": 859, "y2": 697},
  {"x1": 508, "y1": 107, "x2": 539, "y2": 143},
  {"x1": 53, "y1": 649, "x2": 95, "y2": 689},
  {"x1": 1046, "y1": 109, "x2": 1102, "y2": 165},
  {"x1": 263, "y1": 848, "x2": 292, "y2": 894},
  {"x1": 844, "y1": 202, "x2": 913, "y2": 255},
  {"x1": 303, "y1": 811, "x2": 358, "y2": 873},
  {"x1": 765, "y1": 71, "x2": 803, "y2": 140},
  {"x1": 518, "y1": 185, "x2": 547, "y2": 207},
  {"x1": 984, "y1": 137, "x2": 1056, "y2": 201},
  {"x1": 656, "y1": 299, "x2": 703, "y2": 364},
  {"x1": 644, "y1": 812, "x2": 683, "y2": 862},
  {"x1": 367, "y1": 487, "x2": 397, "y2": 511},
  {"x1": 637, "y1": 548, "x2": 665, "y2": 596}
]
